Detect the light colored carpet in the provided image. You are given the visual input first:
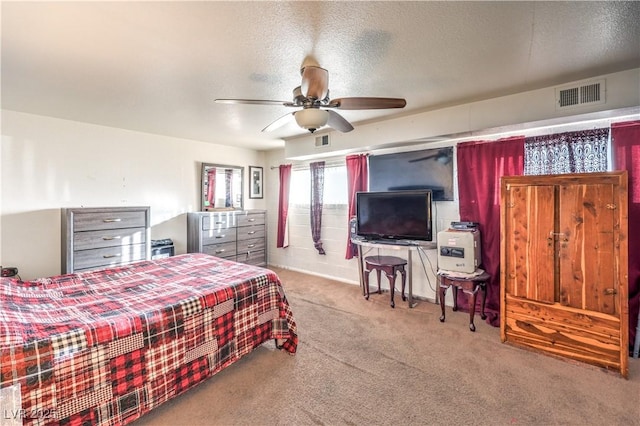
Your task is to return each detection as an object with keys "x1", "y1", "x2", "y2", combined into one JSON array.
[{"x1": 134, "y1": 266, "x2": 640, "y2": 425}]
